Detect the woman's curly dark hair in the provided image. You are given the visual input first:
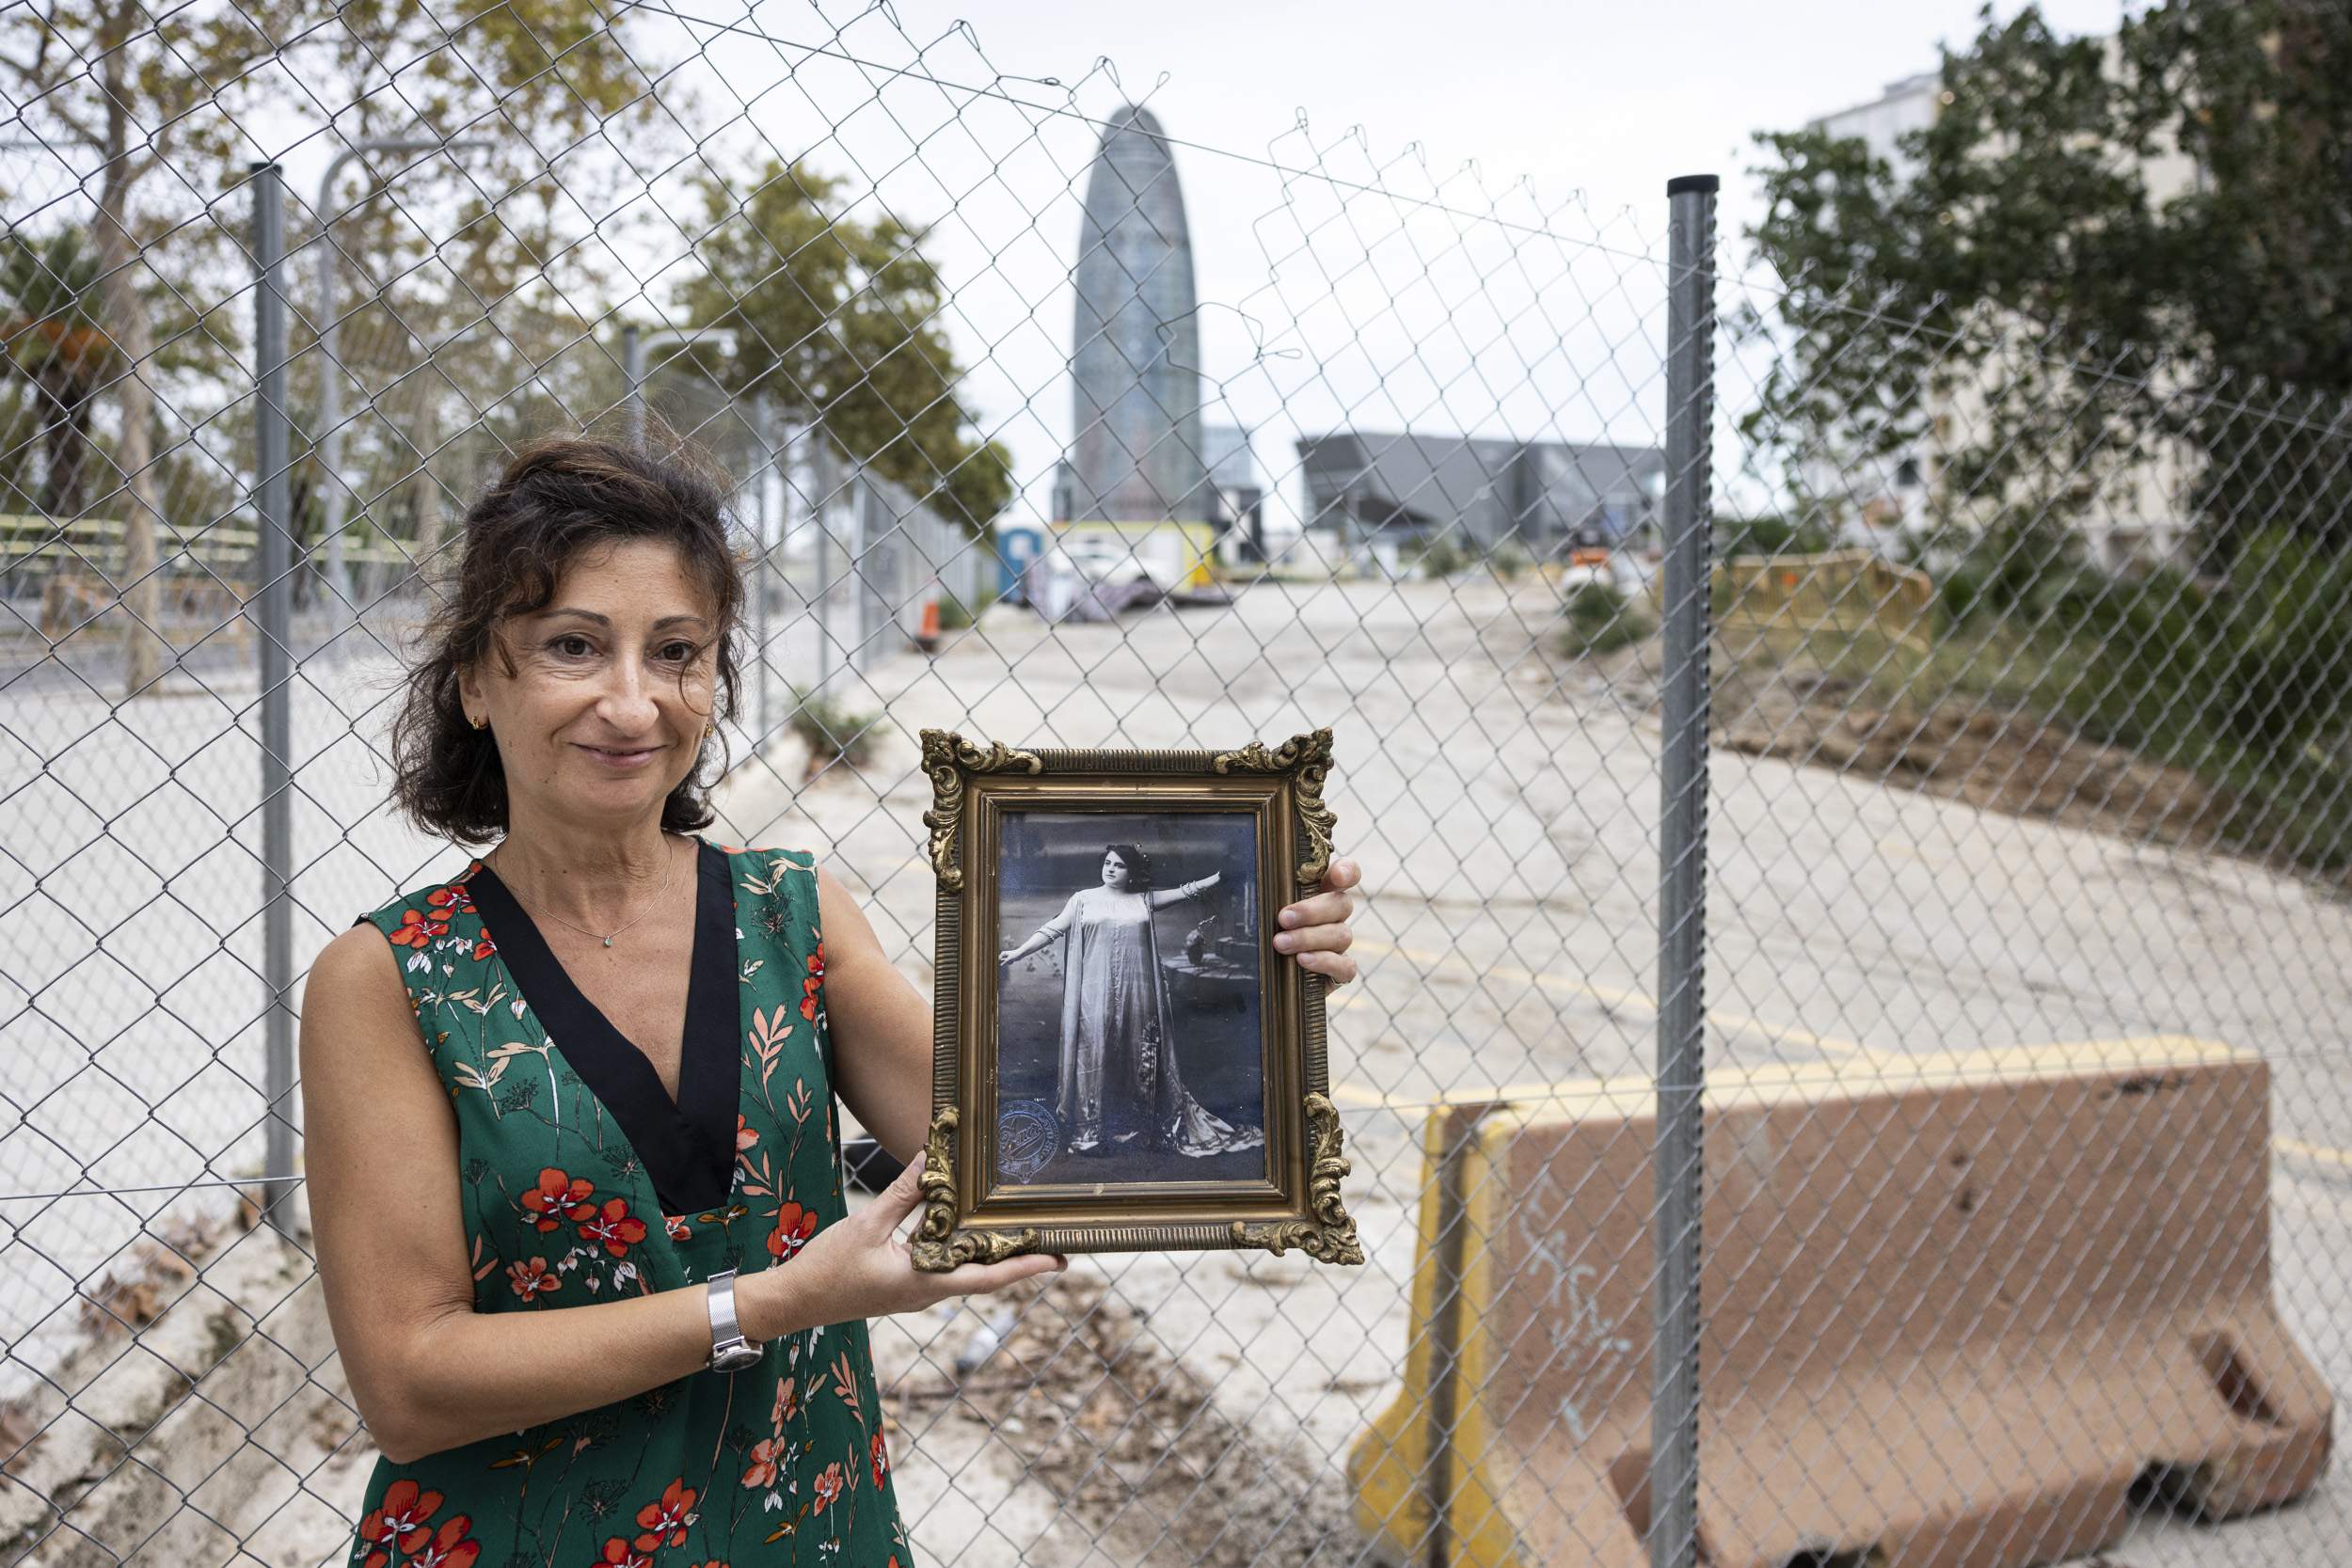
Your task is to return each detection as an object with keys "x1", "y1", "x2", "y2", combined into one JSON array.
[
  {"x1": 1103, "y1": 843, "x2": 1153, "y2": 889},
  {"x1": 390, "y1": 435, "x2": 744, "y2": 845}
]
